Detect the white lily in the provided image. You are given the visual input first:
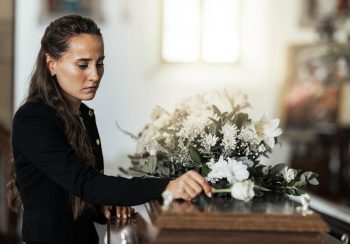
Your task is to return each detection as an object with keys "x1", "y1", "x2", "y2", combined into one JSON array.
[{"x1": 255, "y1": 114, "x2": 282, "y2": 148}]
